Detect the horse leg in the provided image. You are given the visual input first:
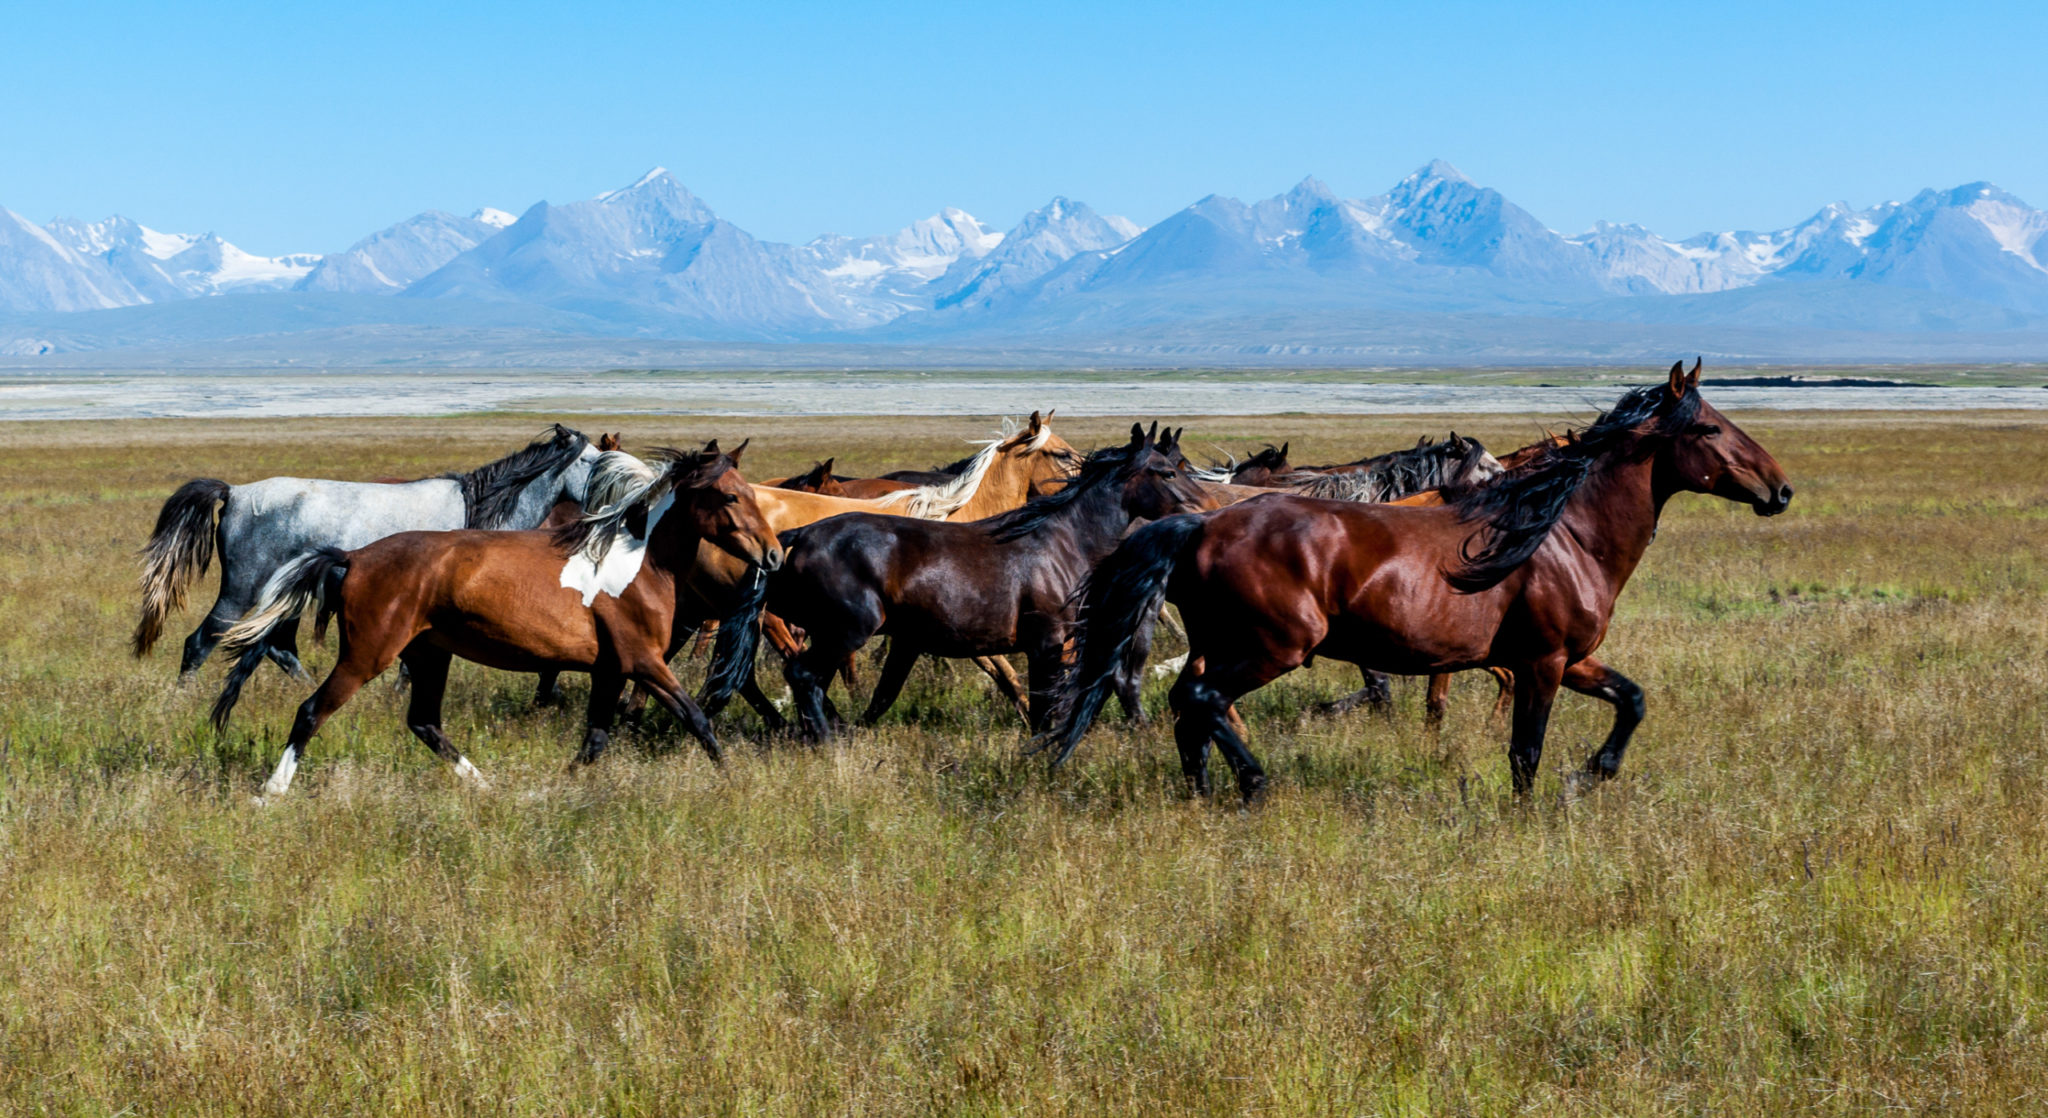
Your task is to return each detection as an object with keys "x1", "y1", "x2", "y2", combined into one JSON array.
[
  {"x1": 1488, "y1": 667, "x2": 1514, "y2": 722},
  {"x1": 1424, "y1": 672, "x2": 1453, "y2": 731},
  {"x1": 400, "y1": 645, "x2": 486, "y2": 788},
  {"x1": 571, "y1": 668, "x2": 627, "y2": 769},
  {"x1": 1169, "y1": 654, "x2": 1299, "y2": 802},
  {"x1": 736, "y1": 668, "x2": 790, "y2": 734},
  {"x1": 1563, "y1": 657, "x2": 1644, "y2": 782},
  {"x1": 859, "y1": 640, "x2": 921, "y2": 727},
  {"x1": 1167, "y1": 664, "x2": 1217, "y2": 797},
  {"x1": 259, "y1": 635, "x2": 398, "y2": 801},
  {"x1": 179, "y1": 605, "x2": 234, "y2": 678},
  {"x1": 263, "y1": 617, "x2": 309, "y2": 681},
  {"x1": 976, "y1": 655, "x2": 1031, "y2": 721},
  {"x1": 1506, "y1": 657, "x2": 1566, "y2": 798},
  {"x1": 783, "y1": 648, "x2": 841, "y2": 743},
  {"x1": 631, "y1": 660, "x2": 721, "y2": 764},
  {"x1": 534, "y1": 670, "x2": 564, "y2": 707},
  {"x1": 1317, "y1": 668, "x2": 1393, "y2": 717},
  {"x1": 1015, "y1": 638, "x2": 1064, "y2": 737}
]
